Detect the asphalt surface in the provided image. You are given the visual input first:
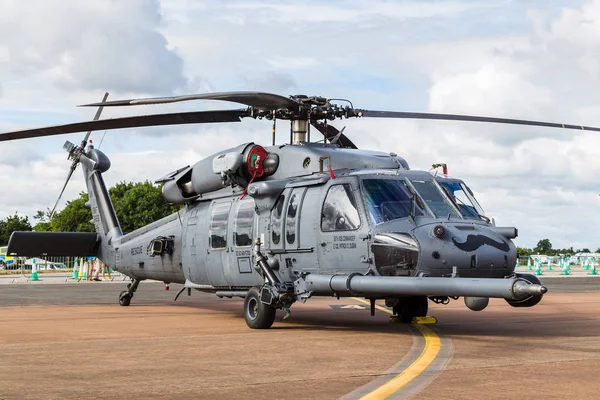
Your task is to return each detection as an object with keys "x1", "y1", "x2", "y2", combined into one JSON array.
[
  {"x1": 0, "y1": 280, "x2": 416, "y2": 400},
  {"x1": 539, "y1": 276, "x2": 600, "y2": 292},
  {"x1": 0, "y1": 280, "x2": 194, "y2": 306},
  {"x1": 0, "y1": 277, "x2": 599, "y2": 399}
]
